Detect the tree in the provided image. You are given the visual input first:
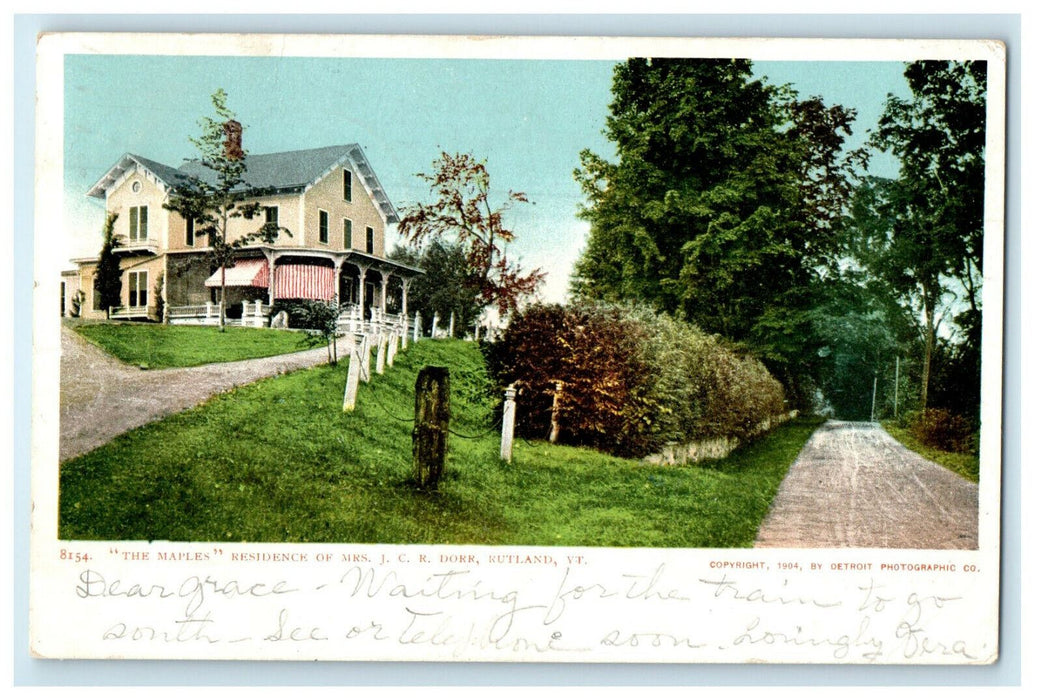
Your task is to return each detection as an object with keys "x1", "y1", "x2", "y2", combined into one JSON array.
[
  {"x1": 862, "y1": 60, "x2": 986, "y2": 410},
  {"x1": 164, "y1": 89, "x2": 291, "y2": 330},
  {"x1": 397, "y1": 152, "x2": 545, "y2": 319},
  {"x1": 389, "y1": 240, "x2": 483, "y2": 337},
  {"x1": 292, "y1": 299, "x2": 342, "y2": 365},
  {"x1": 572, "y1": 58, "x2": 864, "y2": 402},
  {"x1": 93, "y1": 212, "x2": 122, "y2": 319}
]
